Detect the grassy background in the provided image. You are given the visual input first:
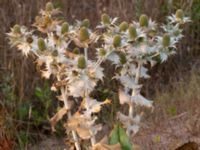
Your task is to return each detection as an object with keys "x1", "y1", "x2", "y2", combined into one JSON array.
[{"x1": 0, "y1": 0, "x2": 200, "y2": 149}]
